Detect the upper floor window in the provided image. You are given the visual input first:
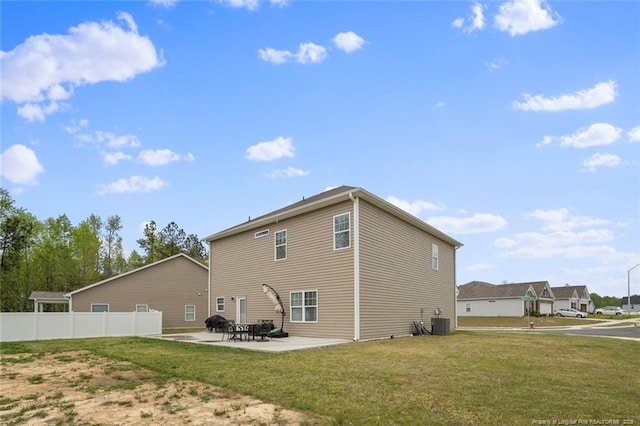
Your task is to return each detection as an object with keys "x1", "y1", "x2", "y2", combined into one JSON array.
[
  {"x1": 290, "y1": 290, "x2": 318, "y2": 322},
  {"x1": 275, "y1": 230, "x2": 287, "y2": 260},
  {"x1": 216, "y1": 297, "x2": 225, "y2": 312},
  {"x1": 334, "y1": 213, "x2": 350, "y2": 250},
  {"x1": 432, "y1": 244, "x2": 439, "y2": 270}
]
